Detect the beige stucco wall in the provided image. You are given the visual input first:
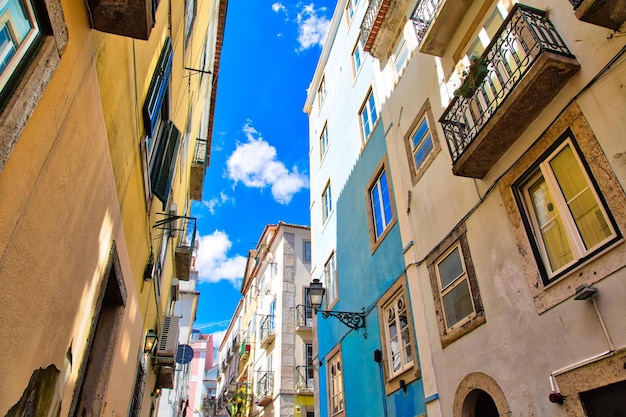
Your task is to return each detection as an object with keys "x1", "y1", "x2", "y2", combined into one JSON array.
[{"x1": 380, "y1": 1, "x2": 626, "y2": 416}]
